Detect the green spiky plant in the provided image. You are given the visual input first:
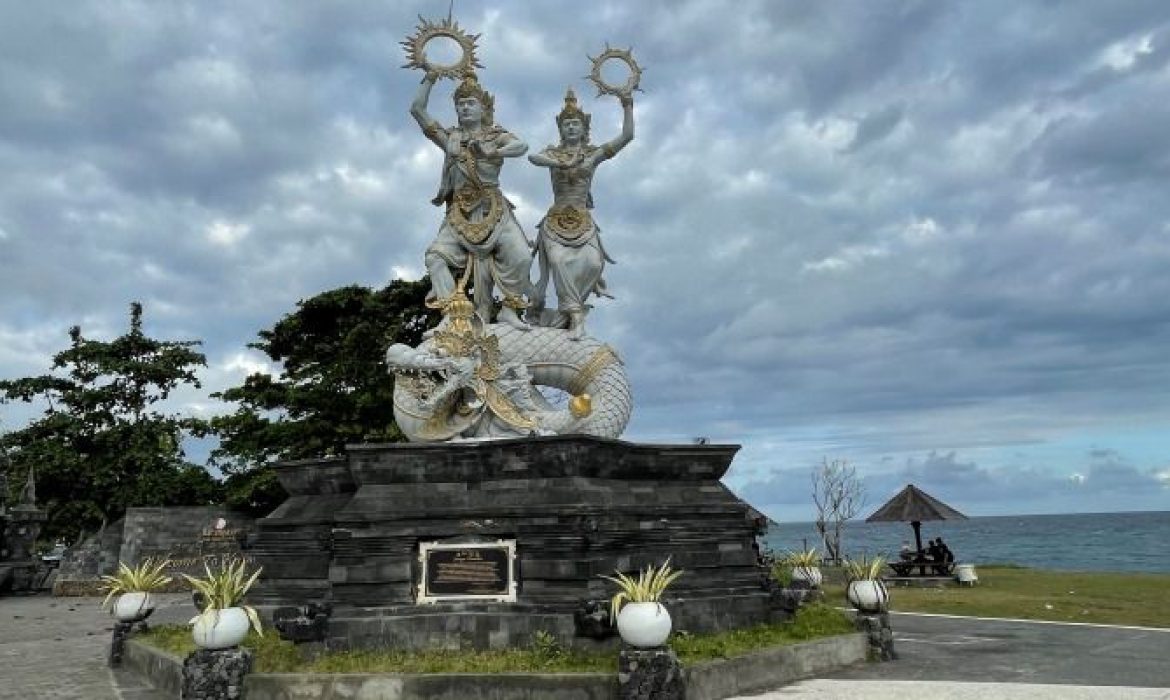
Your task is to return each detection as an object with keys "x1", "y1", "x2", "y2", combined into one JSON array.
[
  {"x1": 784, "y1": 549, "x2": 821, "y2": 568},
  {"x1": 100, "y1": 557, "x2": 173, "y2": 610},
  {"x1": 843, "y1": 555, "x2": 886, "y2": 582},
  {"x1": 599, "y1": 558, "x2": 684, "y2": 623},
  {"x1": 183, "y1": 558, "x2": 264, "y2": 636}
]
